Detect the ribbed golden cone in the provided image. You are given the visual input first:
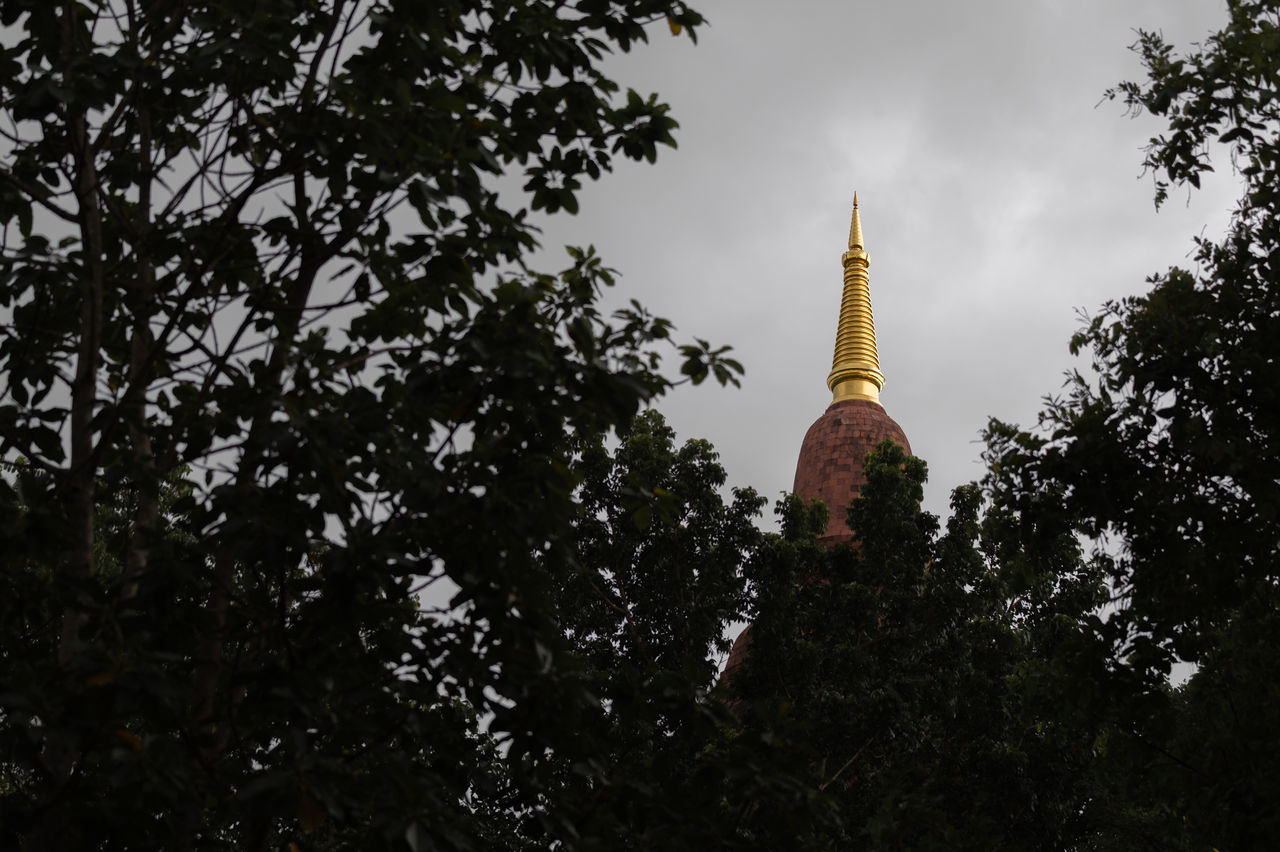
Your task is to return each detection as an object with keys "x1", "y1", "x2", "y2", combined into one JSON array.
[{"x1": 826, "y1": 193, "x2": 884, "y2": 404}]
